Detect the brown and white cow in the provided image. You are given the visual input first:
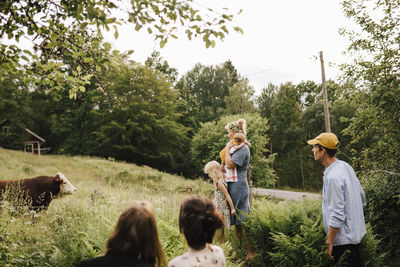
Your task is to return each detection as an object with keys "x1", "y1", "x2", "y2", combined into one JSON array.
[{"x1": 0, "y1": 172, "x2": 76, "y2": 211}]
